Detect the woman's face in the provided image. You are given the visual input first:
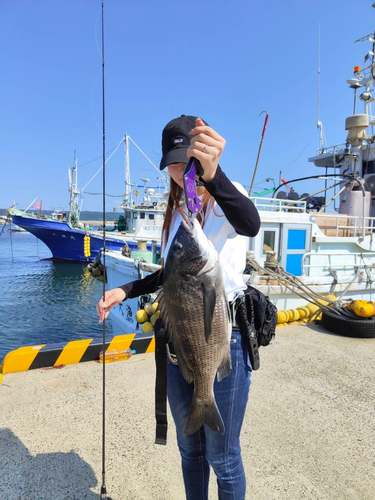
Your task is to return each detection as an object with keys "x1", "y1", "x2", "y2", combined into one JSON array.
[{"x1": 167, "y1": 163, "x2": 186, "y2": 189}]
